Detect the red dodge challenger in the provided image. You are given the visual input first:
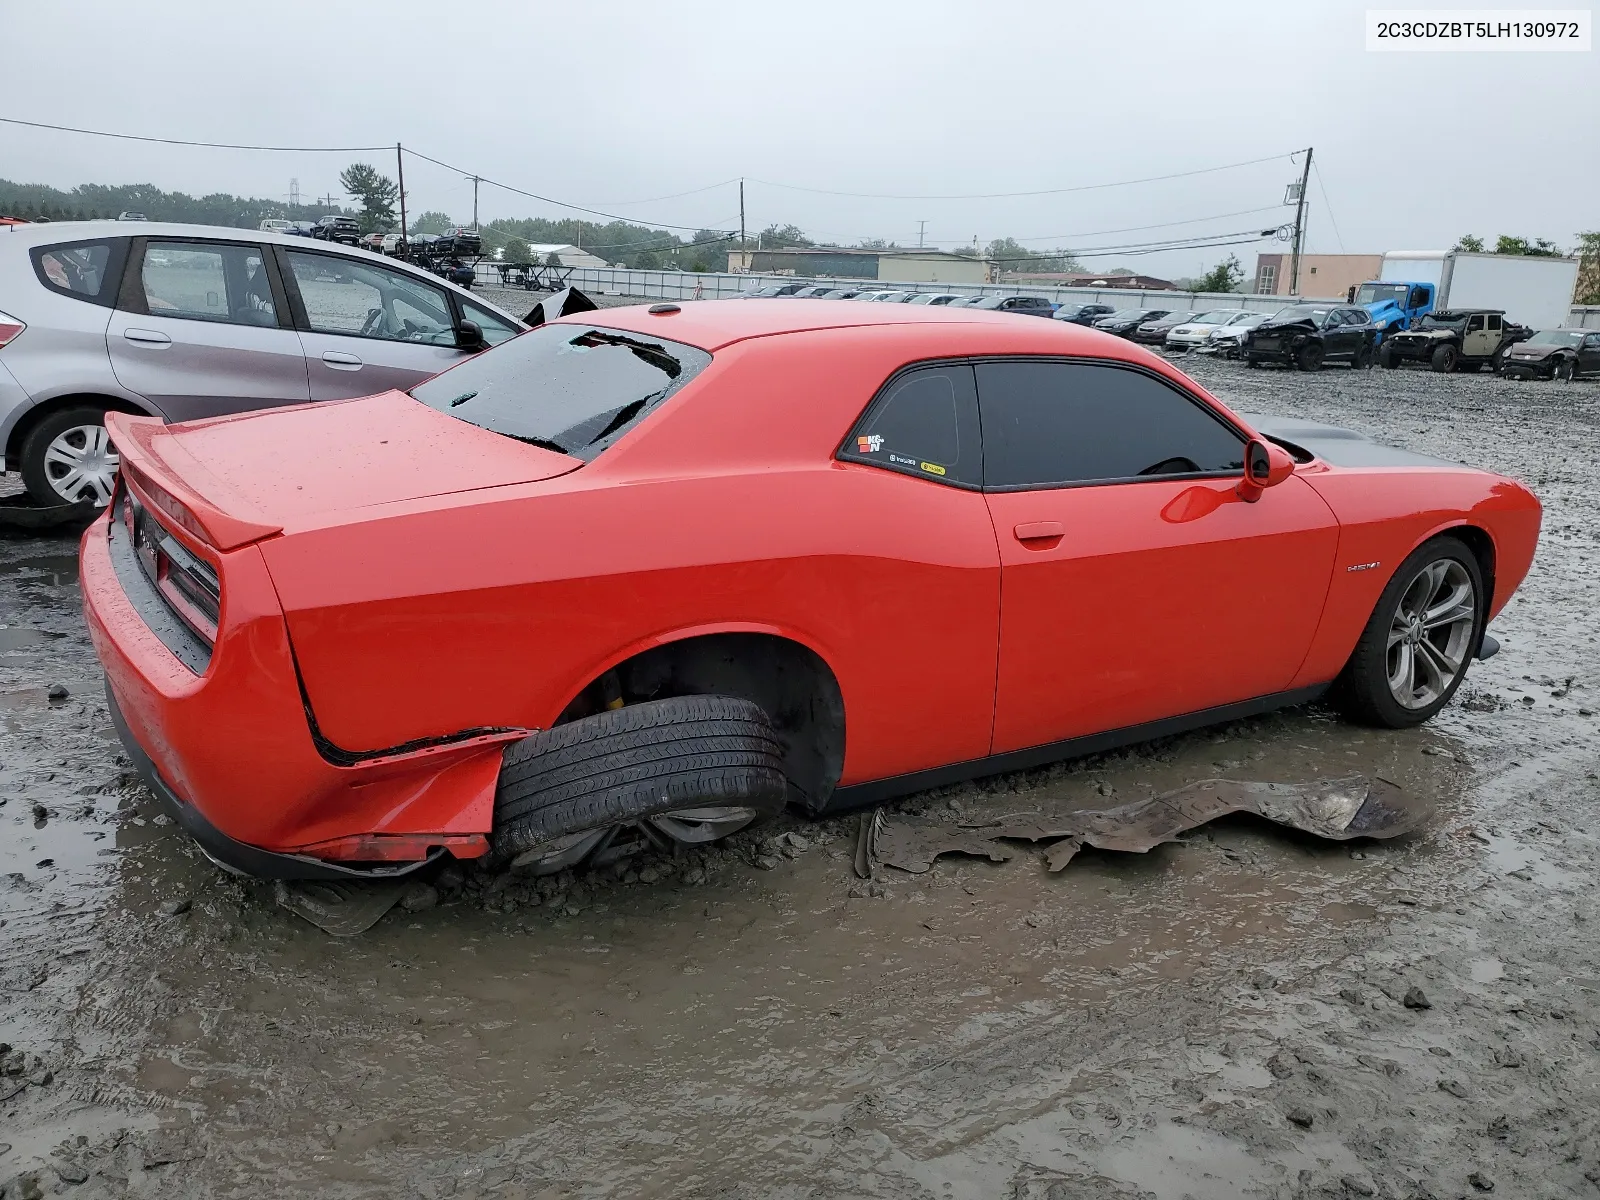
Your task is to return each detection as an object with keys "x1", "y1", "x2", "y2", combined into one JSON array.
[{"x1": 80, "y1": 300, "x2": 1541, "y2": 880}]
